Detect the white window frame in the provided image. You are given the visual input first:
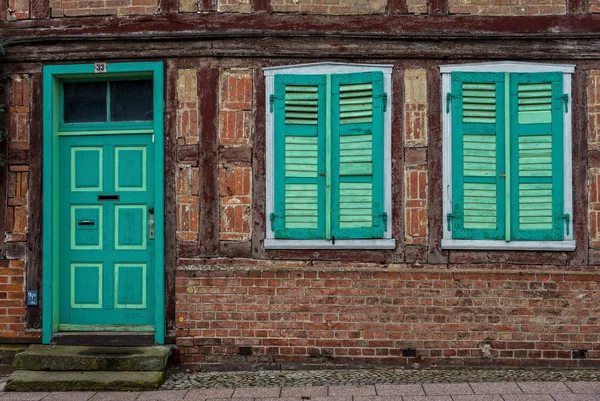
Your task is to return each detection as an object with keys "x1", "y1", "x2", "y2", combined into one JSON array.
[
  {"x1": 263, "y1": 62, "x2": 395, "y2": 250},
  {"x1": 440, "y1": 61, "x2": 576, "y2": 251}
]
